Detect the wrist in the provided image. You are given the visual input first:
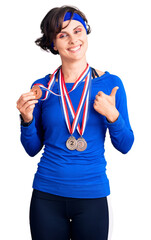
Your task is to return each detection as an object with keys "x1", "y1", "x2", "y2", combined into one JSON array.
[
  {"x1": 20, "y1": 115, "x2": 33, "y2": 126},
  {"x1": 106, "y1": 109, "x2": 119, "y2": 123},
  {"x1": 21, "y1": 114, "x2": 33, "y2": 123}
]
